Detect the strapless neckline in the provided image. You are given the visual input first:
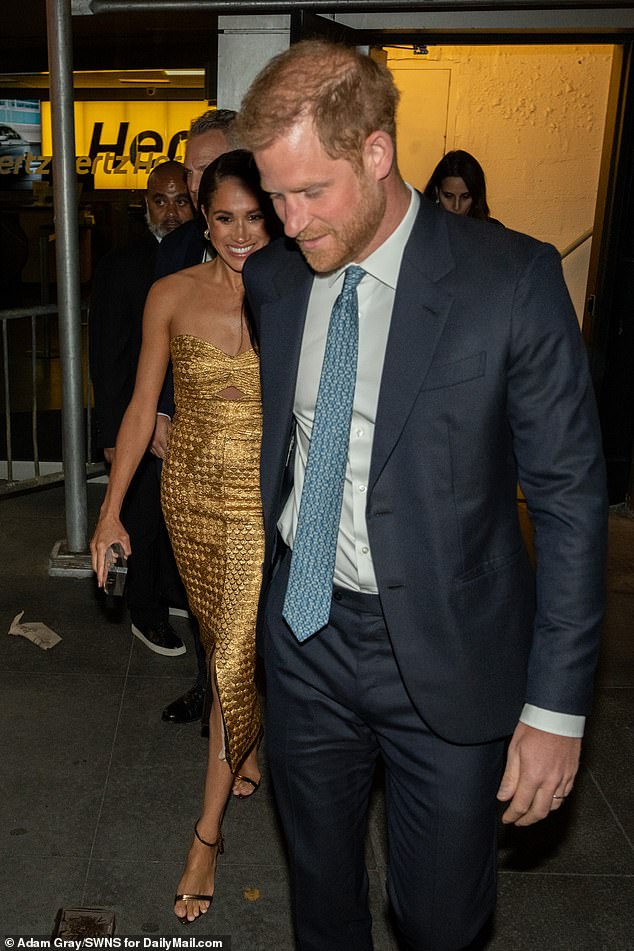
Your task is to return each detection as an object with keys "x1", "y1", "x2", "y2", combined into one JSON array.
[{"x1": 171, "y1": 333, "x2": 255, "y2": 360}]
